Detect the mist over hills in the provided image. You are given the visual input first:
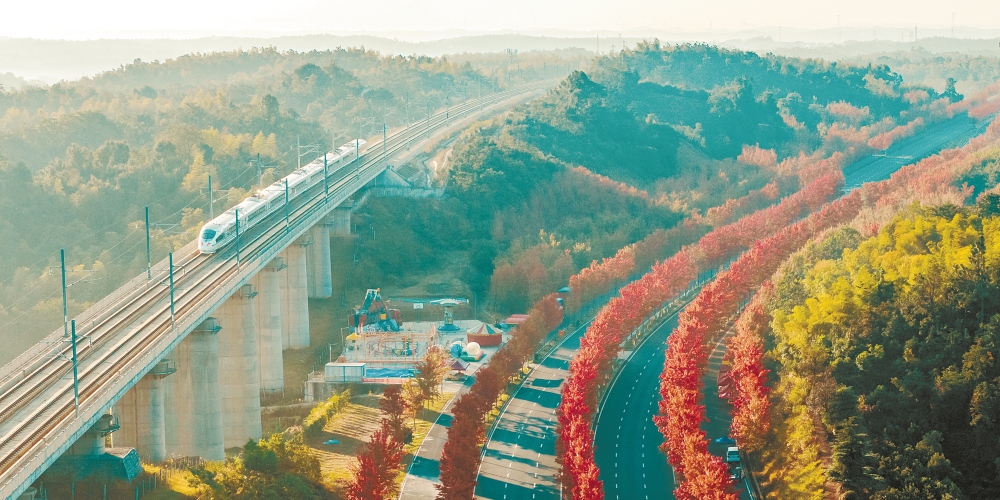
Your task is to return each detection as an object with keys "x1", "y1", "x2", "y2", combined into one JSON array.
[{"x1": 2, "y1": 29, "x2": 1000, "y2": 85}]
